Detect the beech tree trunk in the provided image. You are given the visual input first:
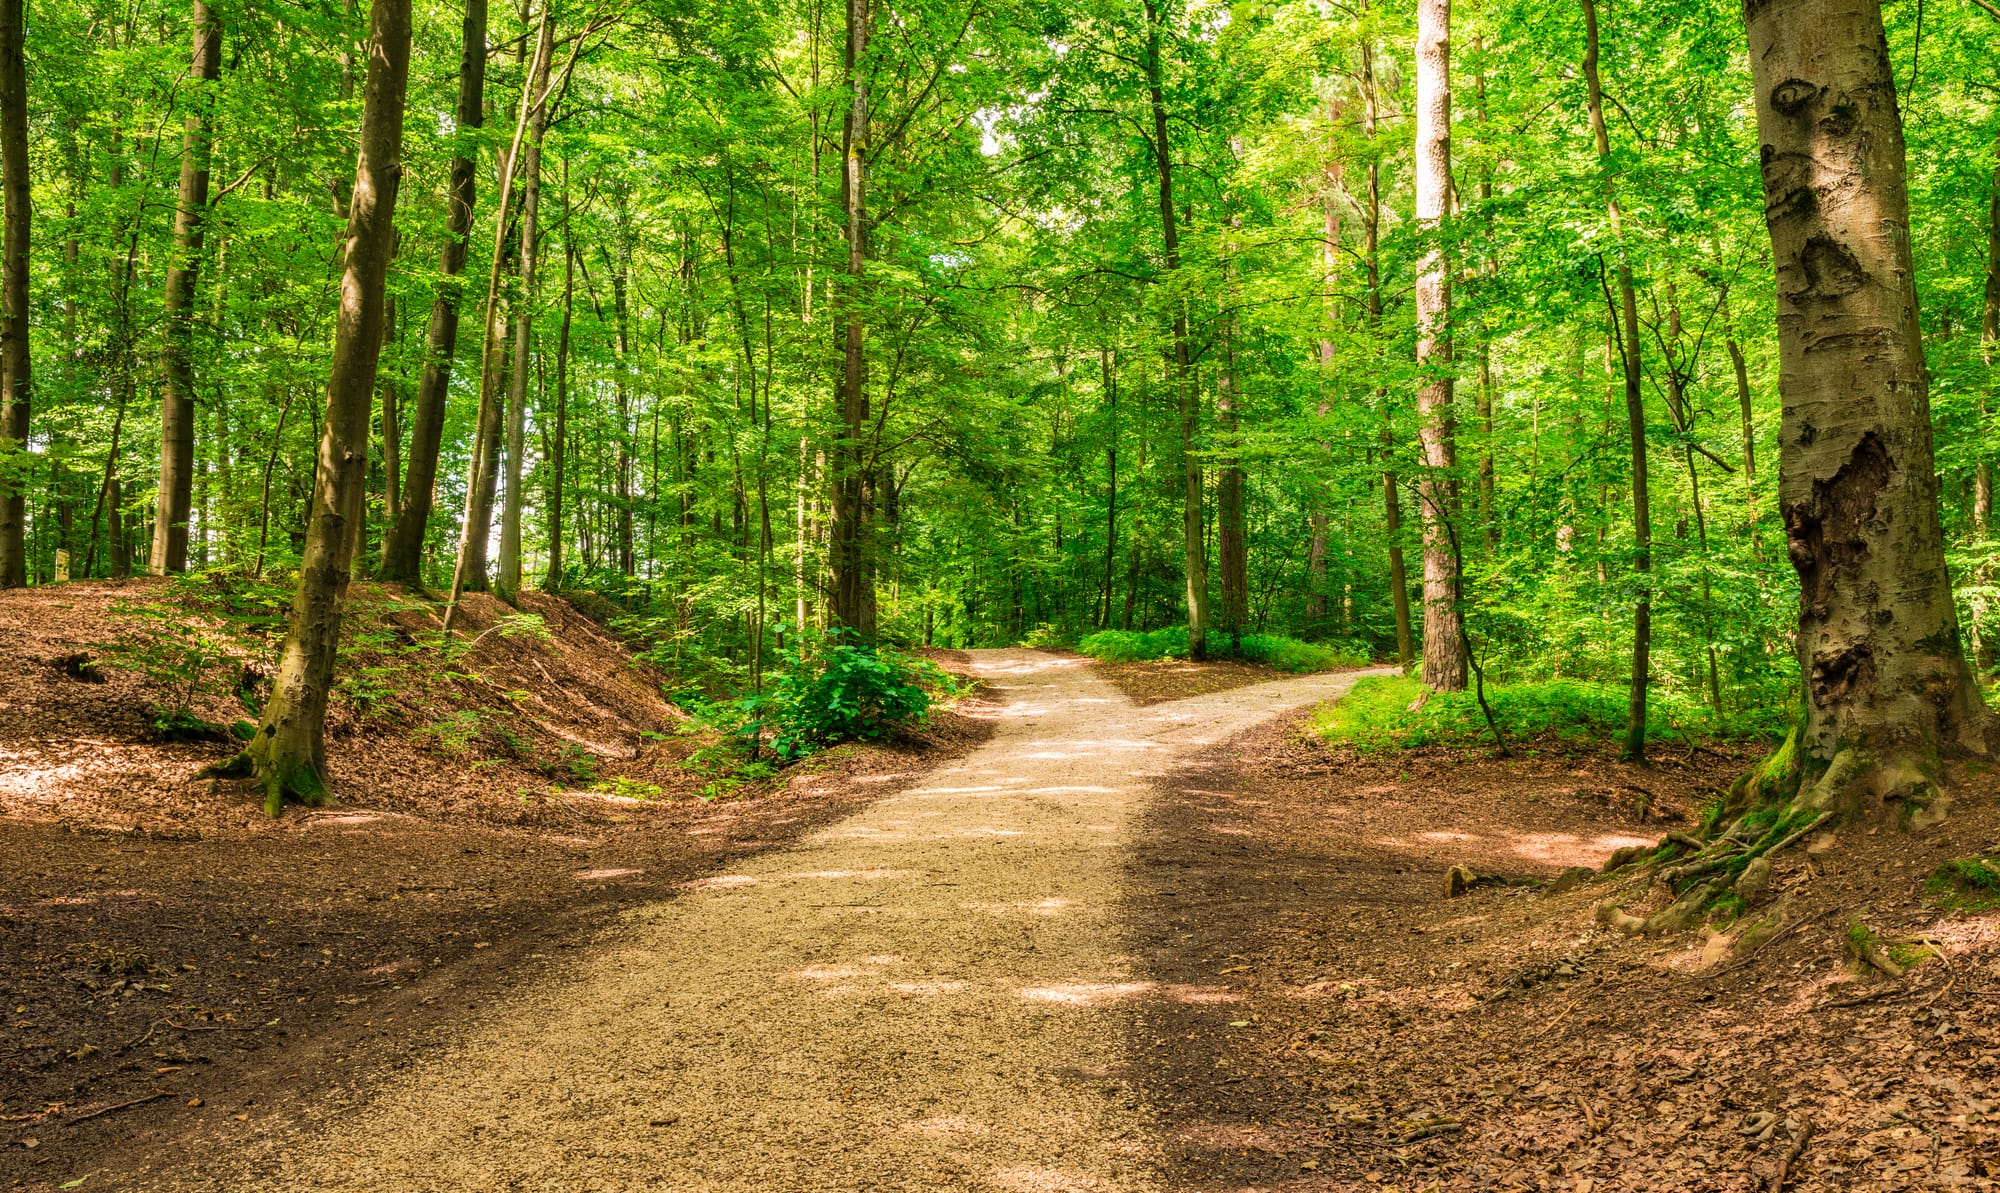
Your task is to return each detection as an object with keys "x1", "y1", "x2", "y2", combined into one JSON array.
[
  {"x1": 1099, "y1": 347, "x2": 1118, "y2": 630},
  {"x1": 1413, "y1": 0, "x2": 1464, "y2": 691},
  {"x1": 1361, "y1": 28, "x2": 1414, "y2": 672},
  {"x1": 0, "y1": 0, "x2": 27, "y2": 588},
  {"x1": 381, "y1": 0, "x2": 487, "y2": 583},
  {"x1": 1582, "y1": 0, "x2": 1651, "y2": 760},
  {"x1": 150, "y1": 0, "x2": 221, "y2": 575},
  {"x1": 443, "y1": 11, "x2": 550, "y2": 629},
  {"x1": 545, "y1": 235, "x2": 573, "y2": 591},
  {"x1": 829, "y1": 0, "x2": 874, "y2": 637},
  {"x1": 218, "y1": 0, "x2": 411, "y2": 811},
  {"x1": 1743, "y1": 0, "x2": 1990, "y2": 814},
  {"x1": 495, "y1": 15, "x2": 552, "y2": 602},
  {"x1": 1217, "y1": 231, "x2": 1247, "y2": 646},
  {"x1": 1978, "y1": 130, "x2": 1999, "y2": 538},
  {"x1": 1143, "y1": 0, "x2": 1207, "y2": 660}
]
